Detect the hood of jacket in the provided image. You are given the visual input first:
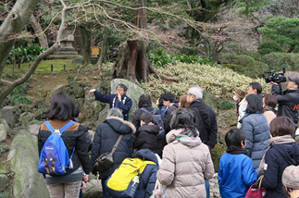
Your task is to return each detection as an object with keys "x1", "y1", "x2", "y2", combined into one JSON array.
[
  {"x1": 166, "y1": 128, "x2": 202, "y2": 147},
  {"x1": 138, "y1": 125, "x2": 159, "y2": 134},
  {"x1": 135, "y1": 149, "x2": 158, "y2": 164},
  {"x1": 272, "y1": 142, "x2": 299, "y2": 165},
  {"x1": 105, "y1": 116, "x2": 136, "y2": 134}
]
